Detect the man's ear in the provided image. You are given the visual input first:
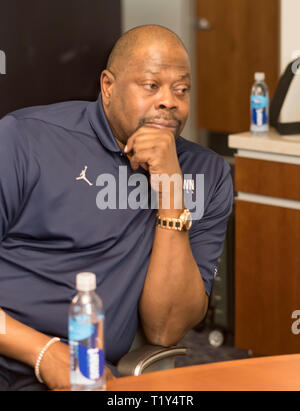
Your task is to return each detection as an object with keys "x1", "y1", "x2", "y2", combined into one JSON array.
[{"x1": 100, "y1": 70, "x2": 116, "y2": 106}]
